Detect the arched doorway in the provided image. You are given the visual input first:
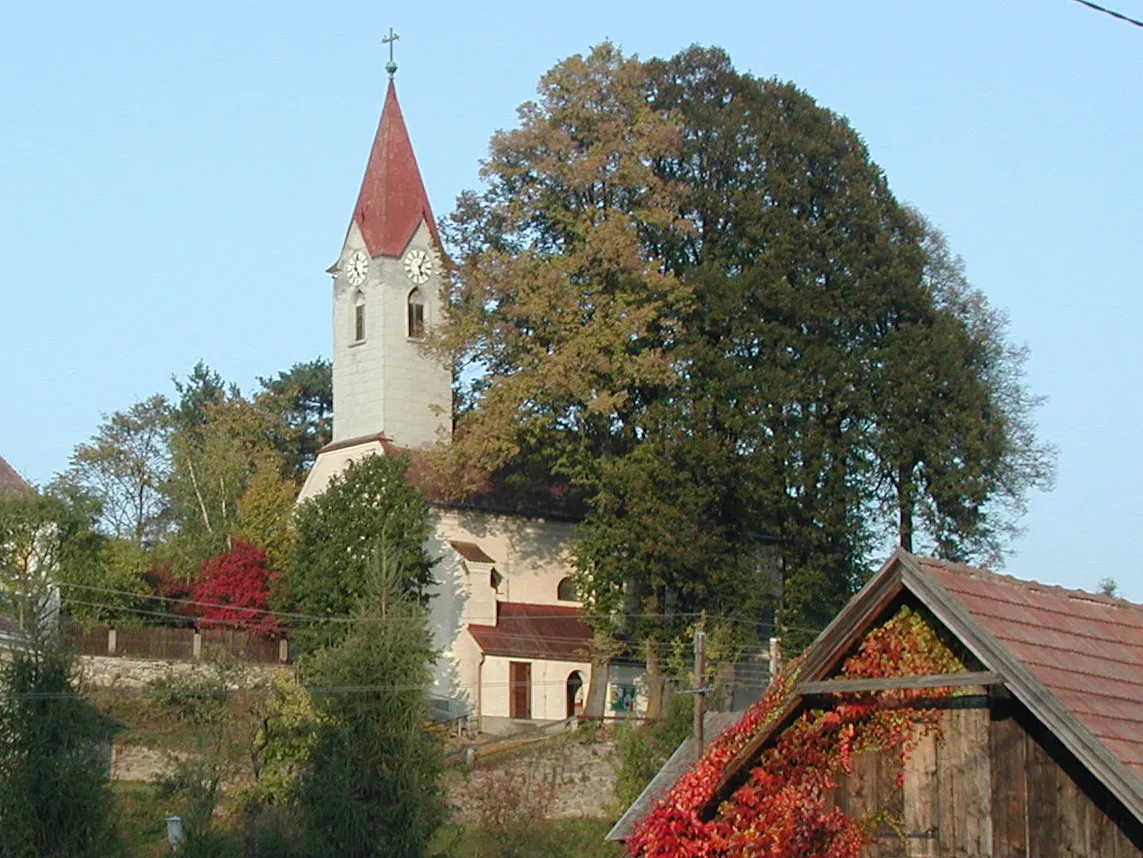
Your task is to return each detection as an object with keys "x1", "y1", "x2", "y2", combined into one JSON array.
[{"x1": 566, "y1": 670, "x2": 585, "y2": 719}]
